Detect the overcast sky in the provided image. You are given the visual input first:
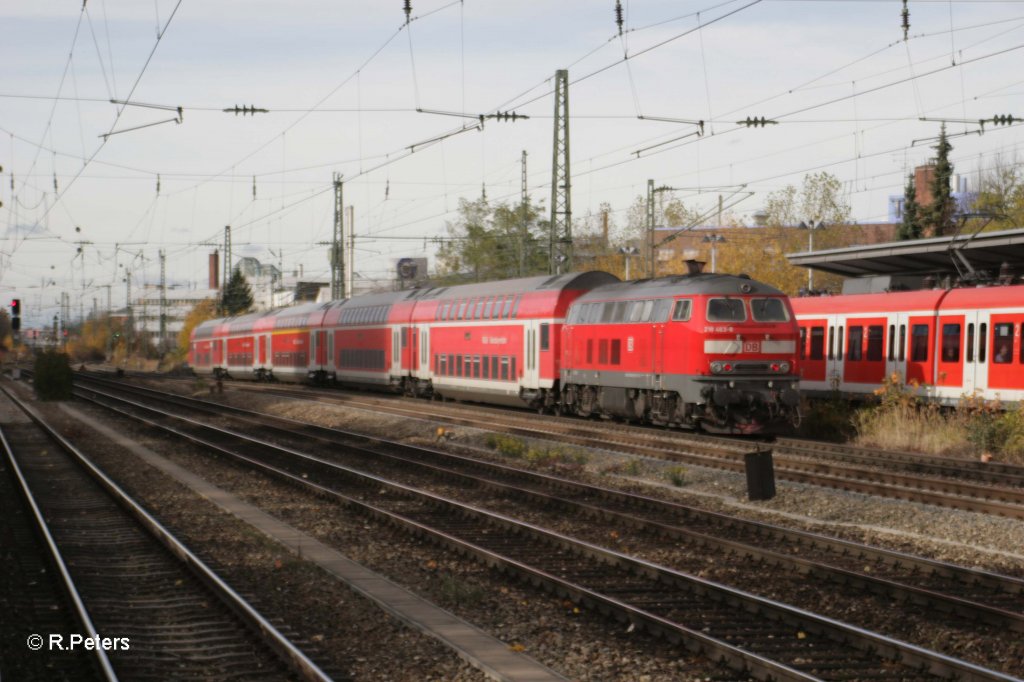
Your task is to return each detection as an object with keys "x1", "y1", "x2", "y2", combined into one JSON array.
[{"x1": 3, "y1": 0, "x2": 1024, "y2": 324}]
